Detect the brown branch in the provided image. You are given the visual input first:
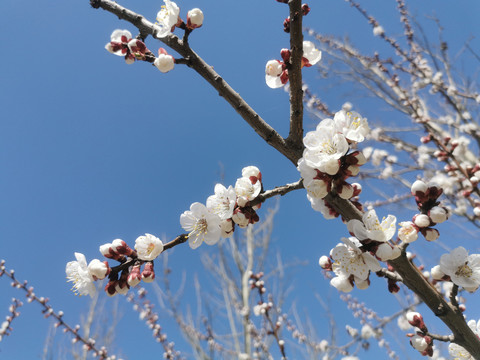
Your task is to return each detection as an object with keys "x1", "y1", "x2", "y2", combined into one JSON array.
[
  {"x1": 286, "y1": 0, "x2": 304, "y2": 148},
  {"x1": 250, "y1": 179, "x2": 303, "y2": 207},
  {"x1": 91, "y1": 0, "x2": 302, "y2": 165},
  {"x1": 376, "y1": 268, "x2": 403, "y2": 283},
  {"x1": 324, "y1": 195, "x2": 480, "y2": 358}
]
